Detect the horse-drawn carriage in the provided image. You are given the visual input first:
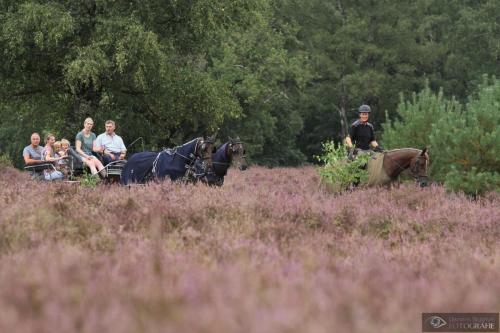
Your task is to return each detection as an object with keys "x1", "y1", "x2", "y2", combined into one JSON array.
[
  {"x1": 121, "y1": 136, "x2": 247, "y2": 186},
  {"x1": 25, "y1": 136, "x2": 247, "y2": 186}
]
